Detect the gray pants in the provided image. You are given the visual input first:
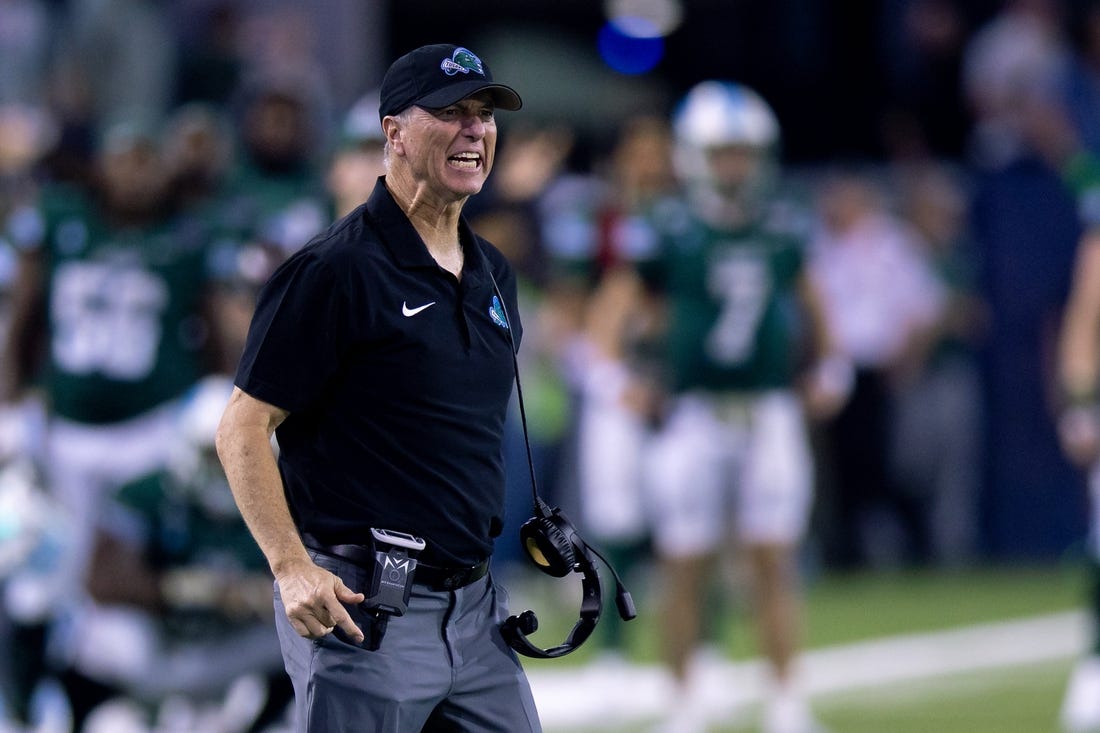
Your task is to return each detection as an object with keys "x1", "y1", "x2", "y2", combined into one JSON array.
[{"x1": 275, "y1": 551, "x2": 542, "y2": 732}]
